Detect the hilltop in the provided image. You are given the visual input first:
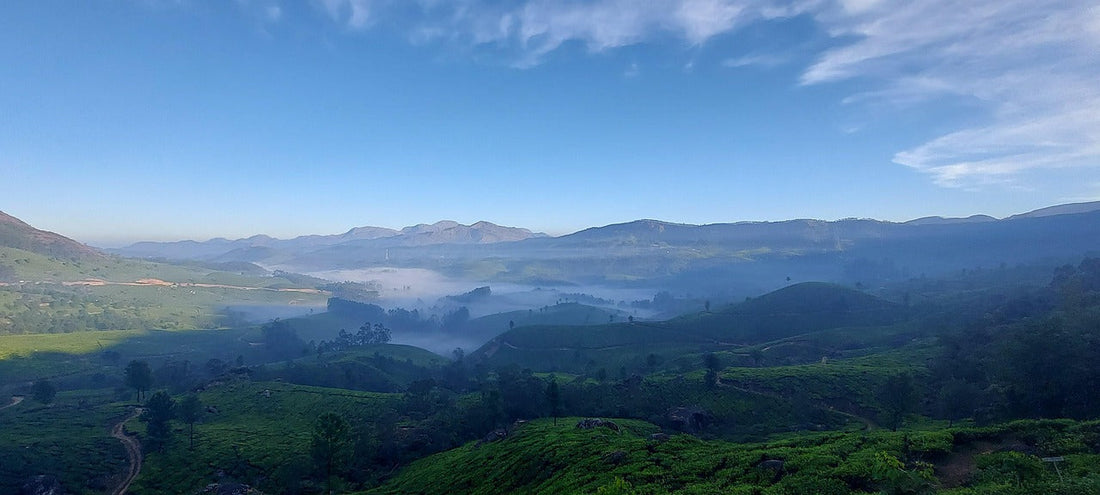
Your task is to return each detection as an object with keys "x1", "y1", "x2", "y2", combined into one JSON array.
[
  {"x1": 470, "y1": 283, "x2": 903, "y2": 373},
  {"x1": 0, "y1": 210, "x2": 102, "y2": 260},
  {"x1": 103, "y1": 203, "x2": 1100, "y2": 297},
  {"x1": 114, "y1": 220, "x2": 546, "y2": 260}
]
